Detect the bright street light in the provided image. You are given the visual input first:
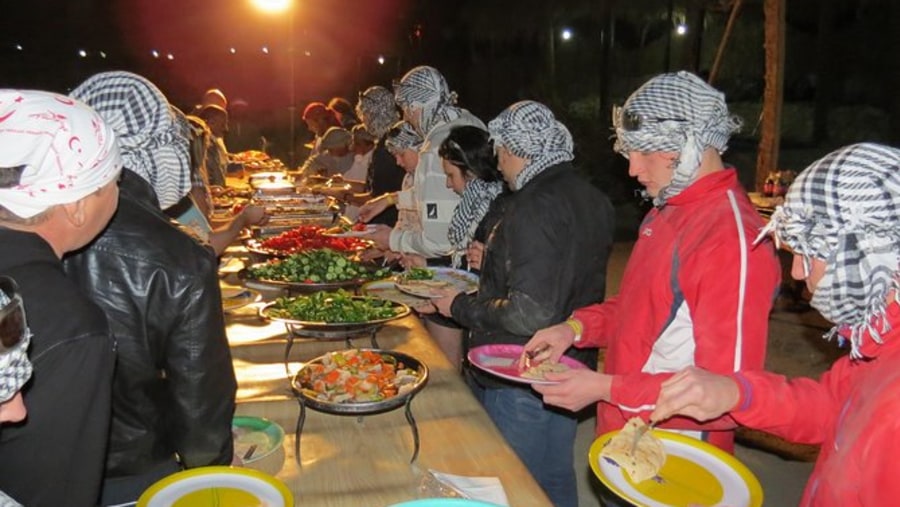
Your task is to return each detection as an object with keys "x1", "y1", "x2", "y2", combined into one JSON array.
[
  {"x1": 676, "y1": 23, "x2": 688, "y2": 35},
  {"x1": 251, "y1": 0, "x2": 290, "y2": 14},
  {"x1": 561, "y1": 28, "x2": 573, "y2": 41}
]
